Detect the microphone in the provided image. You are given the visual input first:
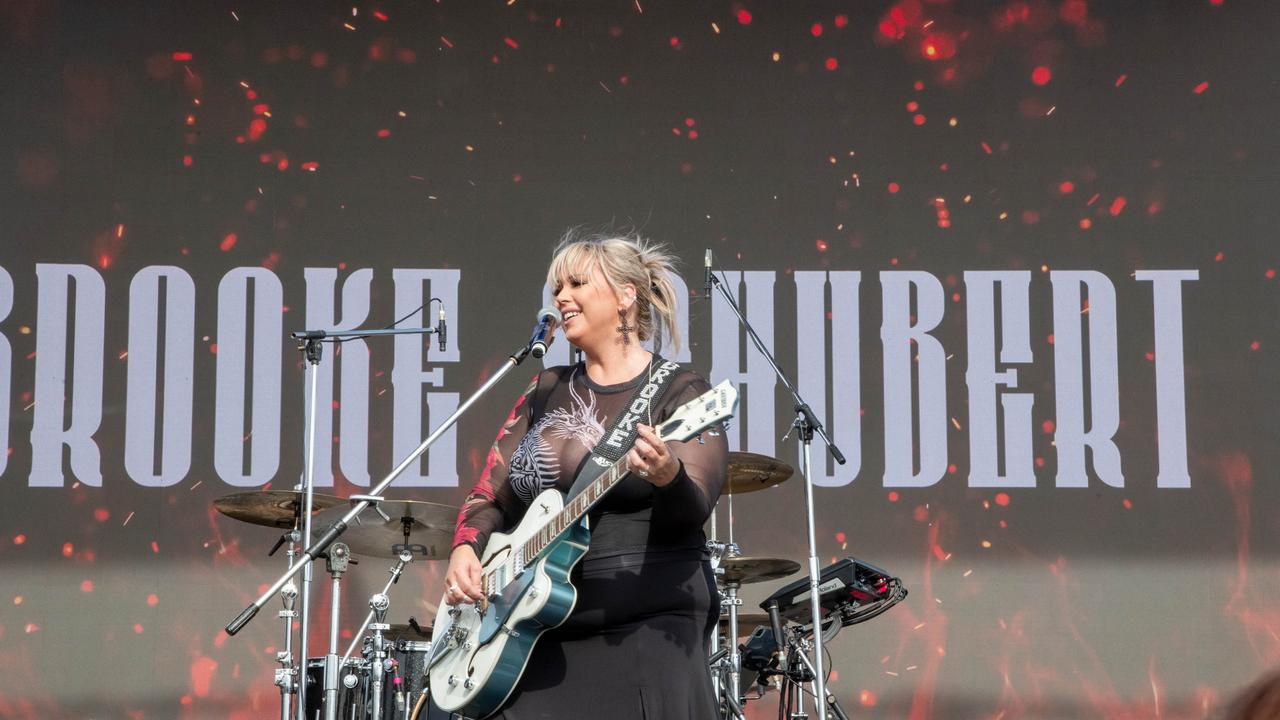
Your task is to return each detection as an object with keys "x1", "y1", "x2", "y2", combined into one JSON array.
[
  {"x1": 529, "y1": 307, "x2": 561, "y2": 359},
  {"x1": 704, "y1": 248, "x2": 714, "y2": 299},
  {"x1": 437, "y1": 303, "x2": 447, "y2": 352}
]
